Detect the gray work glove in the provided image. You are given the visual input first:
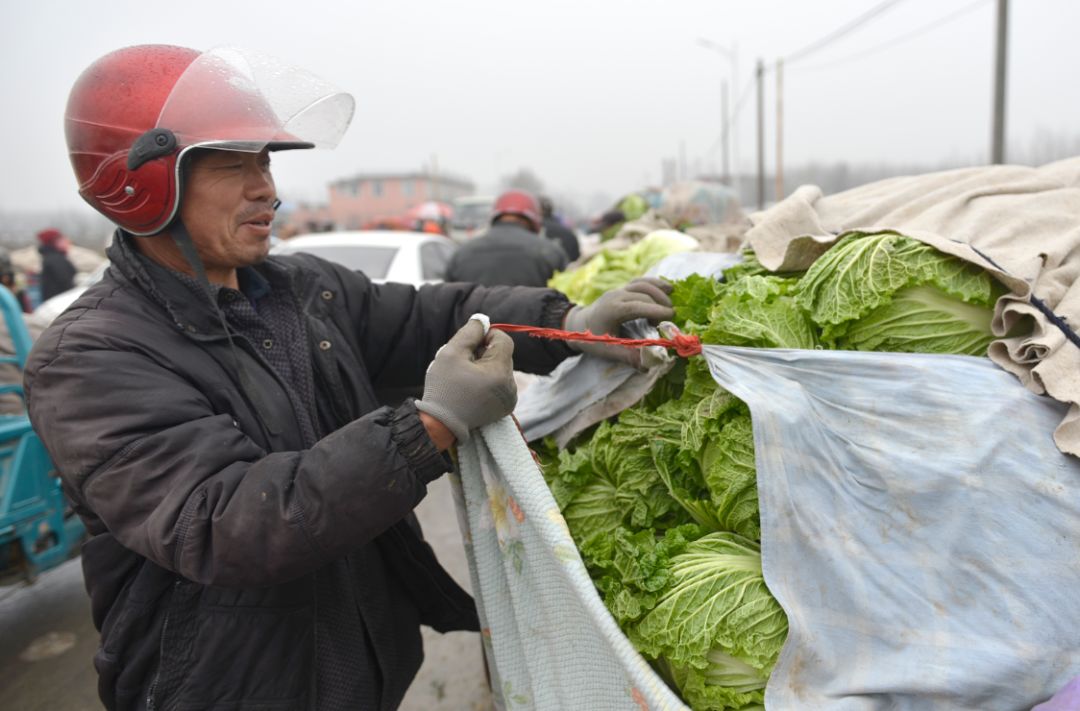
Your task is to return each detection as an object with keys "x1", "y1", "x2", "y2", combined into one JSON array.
[
  {"x1": 415, "y1": 319, "x2": 517, "y2": 444},
  {"x1": 563, "y1": 277, "x2": 675, "y2": 367}
]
